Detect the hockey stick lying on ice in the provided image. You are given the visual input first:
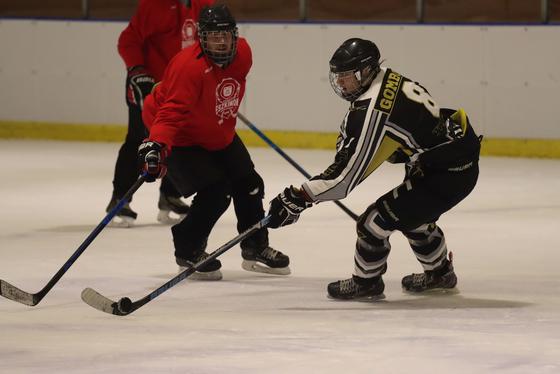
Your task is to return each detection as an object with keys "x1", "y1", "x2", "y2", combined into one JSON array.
[
  {"x1": 81, "y1": 215, "x2": 271, "y2": 316},
  {"x1": 237, "y1": 112, "x2": 359, "y2": 221},
  {"x1": 0, "y1": 174, "x2": 147, "y2": 306}
]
